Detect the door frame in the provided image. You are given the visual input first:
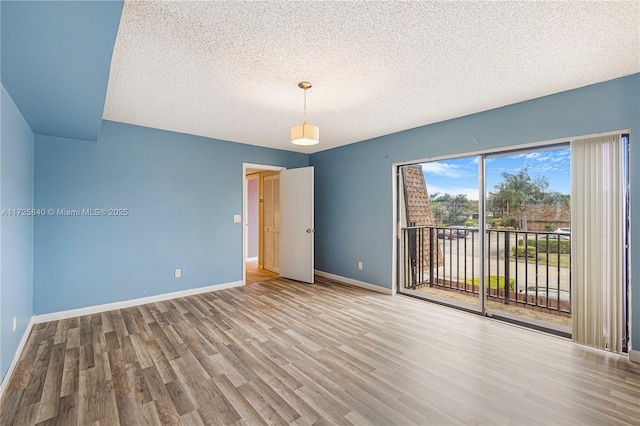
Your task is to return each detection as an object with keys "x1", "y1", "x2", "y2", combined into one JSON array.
[{"x1": 242, "y1": 163, "x2": 285, "y2": 285}]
